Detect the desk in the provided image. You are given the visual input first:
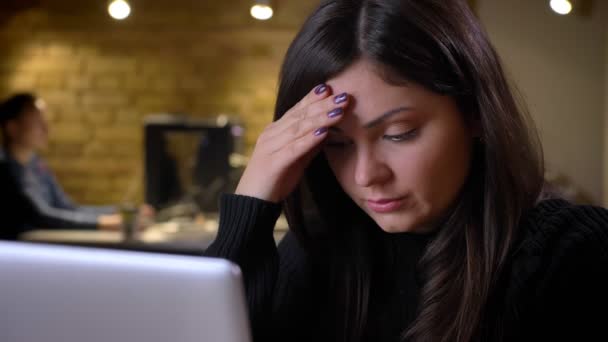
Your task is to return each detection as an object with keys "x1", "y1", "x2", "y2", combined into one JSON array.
[{"x1": 19, "y1": 215, "x2": 289, "y2": 256}]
